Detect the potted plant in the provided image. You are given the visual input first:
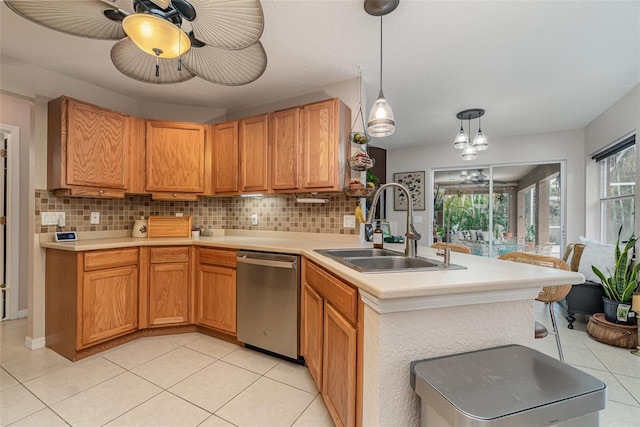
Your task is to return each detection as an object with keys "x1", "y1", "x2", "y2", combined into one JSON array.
[{"x1": 591, "y1": 226, "x2": 639, "y2": 325}]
